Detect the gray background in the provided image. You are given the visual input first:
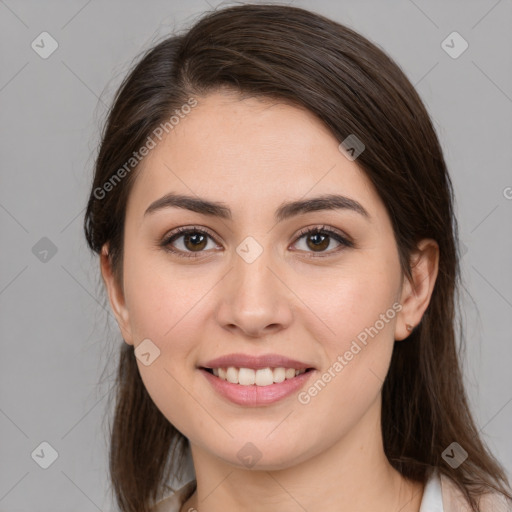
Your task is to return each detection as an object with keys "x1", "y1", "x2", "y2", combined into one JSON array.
[{"x1": 1, "y1": 0, "x2": 511, "y2": 510}]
